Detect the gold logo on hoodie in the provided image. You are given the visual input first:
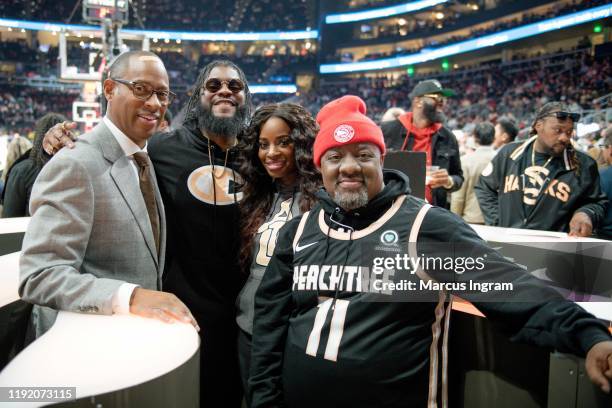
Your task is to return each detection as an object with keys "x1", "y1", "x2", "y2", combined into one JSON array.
[{"x1": 187, "y1": 165, "x2": 243, "y2": 205}]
